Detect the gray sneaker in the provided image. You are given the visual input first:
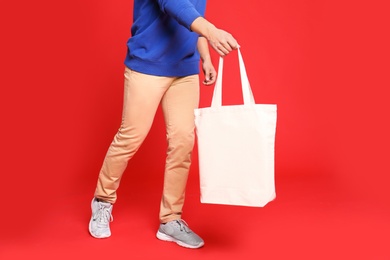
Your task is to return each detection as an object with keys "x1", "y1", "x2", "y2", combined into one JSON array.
[
  {"x1": 156, "y1": 219, "x2": 204, "y2": 249},
  {"x1": 89, "y1": 198, "x2": 113, "y2": 238}
]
